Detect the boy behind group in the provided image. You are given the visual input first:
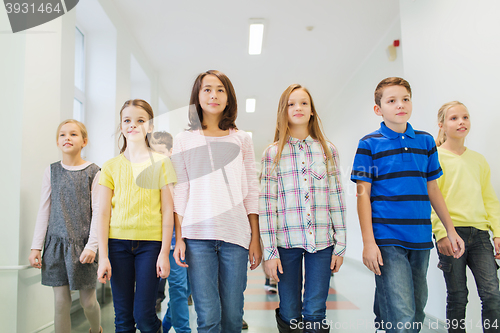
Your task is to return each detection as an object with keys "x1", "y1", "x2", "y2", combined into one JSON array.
[{"x1": 351, "y1": 77, "x2": 465, "y2": 332}]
